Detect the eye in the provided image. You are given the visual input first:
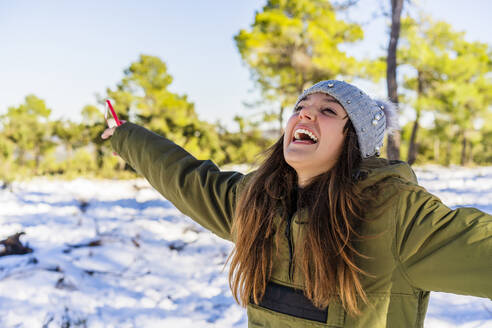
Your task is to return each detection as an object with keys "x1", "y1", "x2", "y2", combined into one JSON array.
[
  {"x1": 321, "y1": 108, "x2": 336, "y2": 115},
  {"x1": 294, "y1": 105, "x2": 303, "y2": 112}
]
